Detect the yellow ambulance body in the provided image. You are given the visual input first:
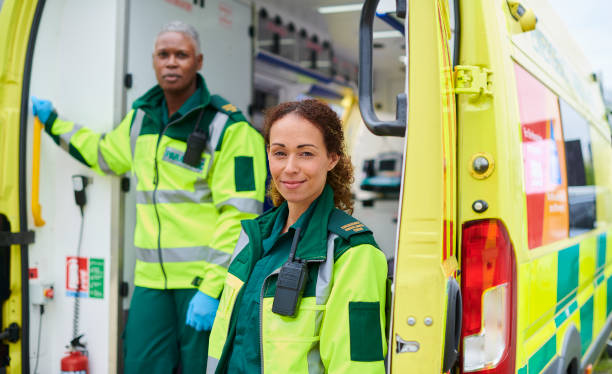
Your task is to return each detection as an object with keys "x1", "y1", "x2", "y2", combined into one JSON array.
[
  {"x1": 2, "y1": 0, "x2": 611, "y2": 373},
  {"x1": 377, "y1": 0, "x2": 612, "y2": 373}
]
